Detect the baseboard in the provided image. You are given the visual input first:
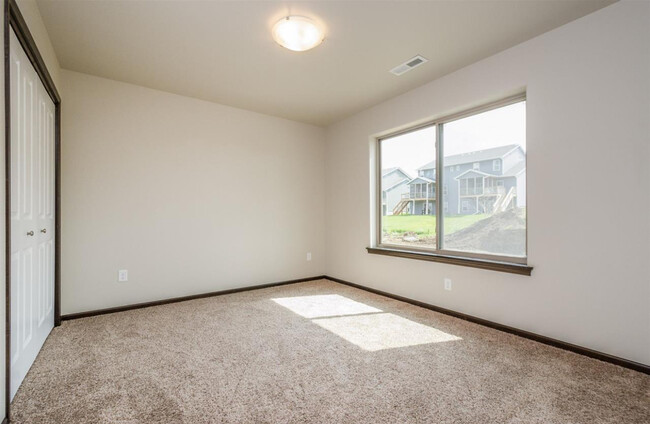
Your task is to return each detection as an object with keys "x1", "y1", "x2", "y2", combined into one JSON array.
[
  {"x1": 325, "y1": 275, "x2": 650, "y2": 375},
  {"x1": 61, "y1": 275, "x2": 326, "y2": 321},
  {"x1": 59, "y1": 273, "x2": 648, "y2": 375}
]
